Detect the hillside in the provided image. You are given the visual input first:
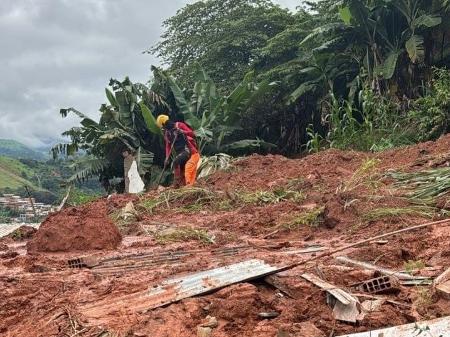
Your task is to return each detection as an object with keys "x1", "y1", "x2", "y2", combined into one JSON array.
[
  {"x1": 3, "y1": 135, "x2": 450, "y2": 336},
  {"x1": 0, "y1": 155, "x2": 102, "y2": 205},
  {"x1": 0, "y1": 139, "x2": 47, "y2": 161},
  {"x1": 0, "y1": 156, "x2": 40, "y2": 190}
]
